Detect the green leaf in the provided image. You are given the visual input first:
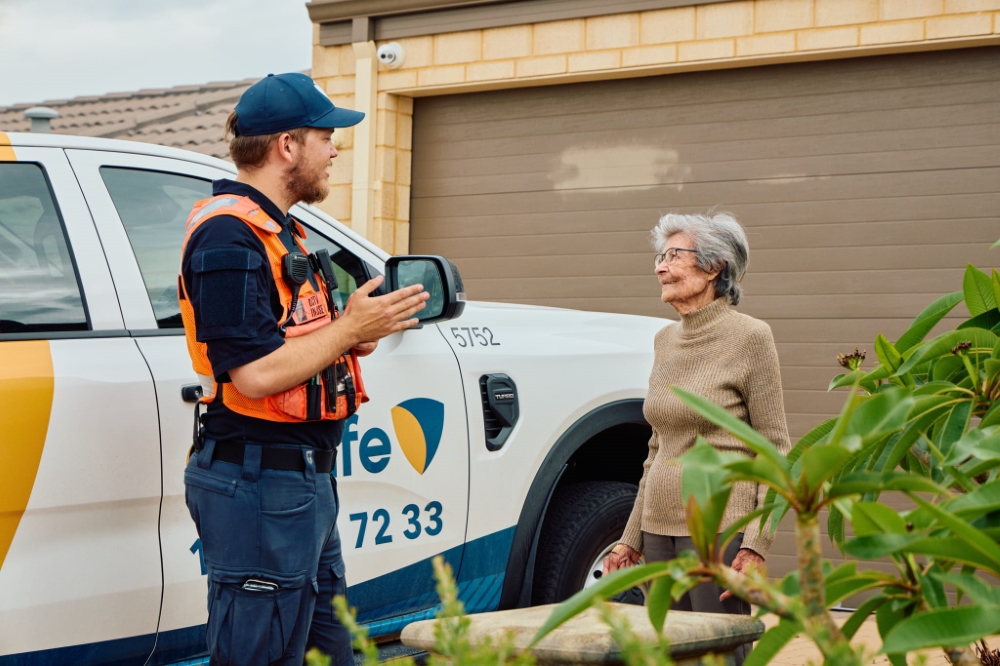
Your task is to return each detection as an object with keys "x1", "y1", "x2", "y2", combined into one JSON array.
[
  {"x1": 679, "y1": 440, "x2": 741, "y2": 508},
  {"x1": 529, "y1": 562, "x2": 674, "y2": 646},
  {"x1": 994, "y1": 269, "x2": 1000, "y2": 310},
  {"x1": 936, "y1": 400, "x2": 972, "y2": 461},
  {"x1": 943, "y1": 427, "x2": 1000, "y2": 466},
  {"x1": 964, "y1": 264, "x2": 997, "y2": 317},
  {"x1": 824, "y1": 561, "x2": 857, "y2": 586},
  {"x1": 645, "y1": 577, "x2": 673, "y2": 634},
  {"x1": 700, "y1": 488, "x2": 733, "y2": 547},
  {"x1": 908, "y1": 494, "x2": 1000, "y2": 575},
  {"x1": 958, "y1": 308, "x2": 1000, "y2": 331},
  {"x1": 828, "y1": 471, "x2": 947, "y2": 499},
  {"x1": 844, "y1": 388, "x2": 913, "y2": 445},
  {"x1": 727, "y1": 458, "x2": 792, "y2": 495},
  {"x1": 842, "y1": 595, "x2": 888, "y2": 640},
  {"x1": 800, "y1": 443, "x2": 854, "y2": 493},
  {"x1": 880, "y1": 407, "x2": 950, "y2": 474},
  {"x1": 896, "y1": 291, "x2": 963, "y2": 352},
  {"x1": 852, "y1": 501, "x2": 907, "y2": 536},
  {"x1": 981, "y1": 400, "x2": 1000, "y2": 429},
  {"x1": 829, "y1": 370, "x2": 864, "y2": 391},
  {"x1": 826, "y1": 574, "x2": 887, "y2": 607},
  {"x1": 719, "y1": 504, "x2": 777, "y2": 554},
  {"x1": 896, "y1": 328, "x2": 999, "y2": 376},
  {"x1": 971, "y1": 436, "x2": 1000, "y2": 461},
  {"x1": 881, "y1": 604, "x2": 1000, "y2": 654},
  {"x1": 947, "y1": 479, "x2": 1000, "y2": 521},
  {"x1": 842, "y1": 533, "x2": 922, "y2": 559},
  {"x1": 875, "y1": 333, "x2": 904, "y2": 373},
  {"x1": 933, "y1": 572, "x2": 1000, "y2": 606},
  {"x1": 876, "y1": 601, "x2": 910, "y2": 666},
  {"x1": 908, "y1": 537, "x2": 1000, "y2": 571},
  {"x1": 671, "y1": 387, "x2": 789, "y2": 473},
  {"x1": 743, "y1": 619, "x2": 802, "y2": 666},
  {"x1": 828, "y1": 503, "x2": 846, "y2": 545}
]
